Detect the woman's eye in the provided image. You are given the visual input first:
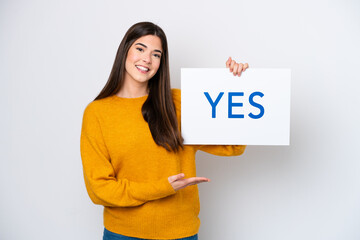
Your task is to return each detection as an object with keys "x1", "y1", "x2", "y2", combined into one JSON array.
[
  {"x1": 136, "y1": 48, "x2": 143, "y2": 52},
  {"x1": 153, "y1": 54, "x2": 161, "y2": 59}
]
